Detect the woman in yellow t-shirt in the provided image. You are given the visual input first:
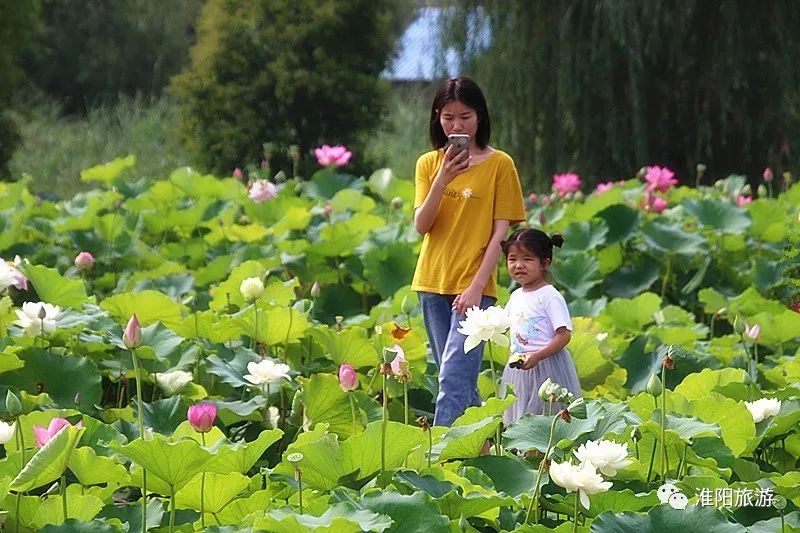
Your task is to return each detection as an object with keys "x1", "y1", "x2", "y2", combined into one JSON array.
[{"x1": 412, "y1": 77, "x2": 525, "y2": 426}]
